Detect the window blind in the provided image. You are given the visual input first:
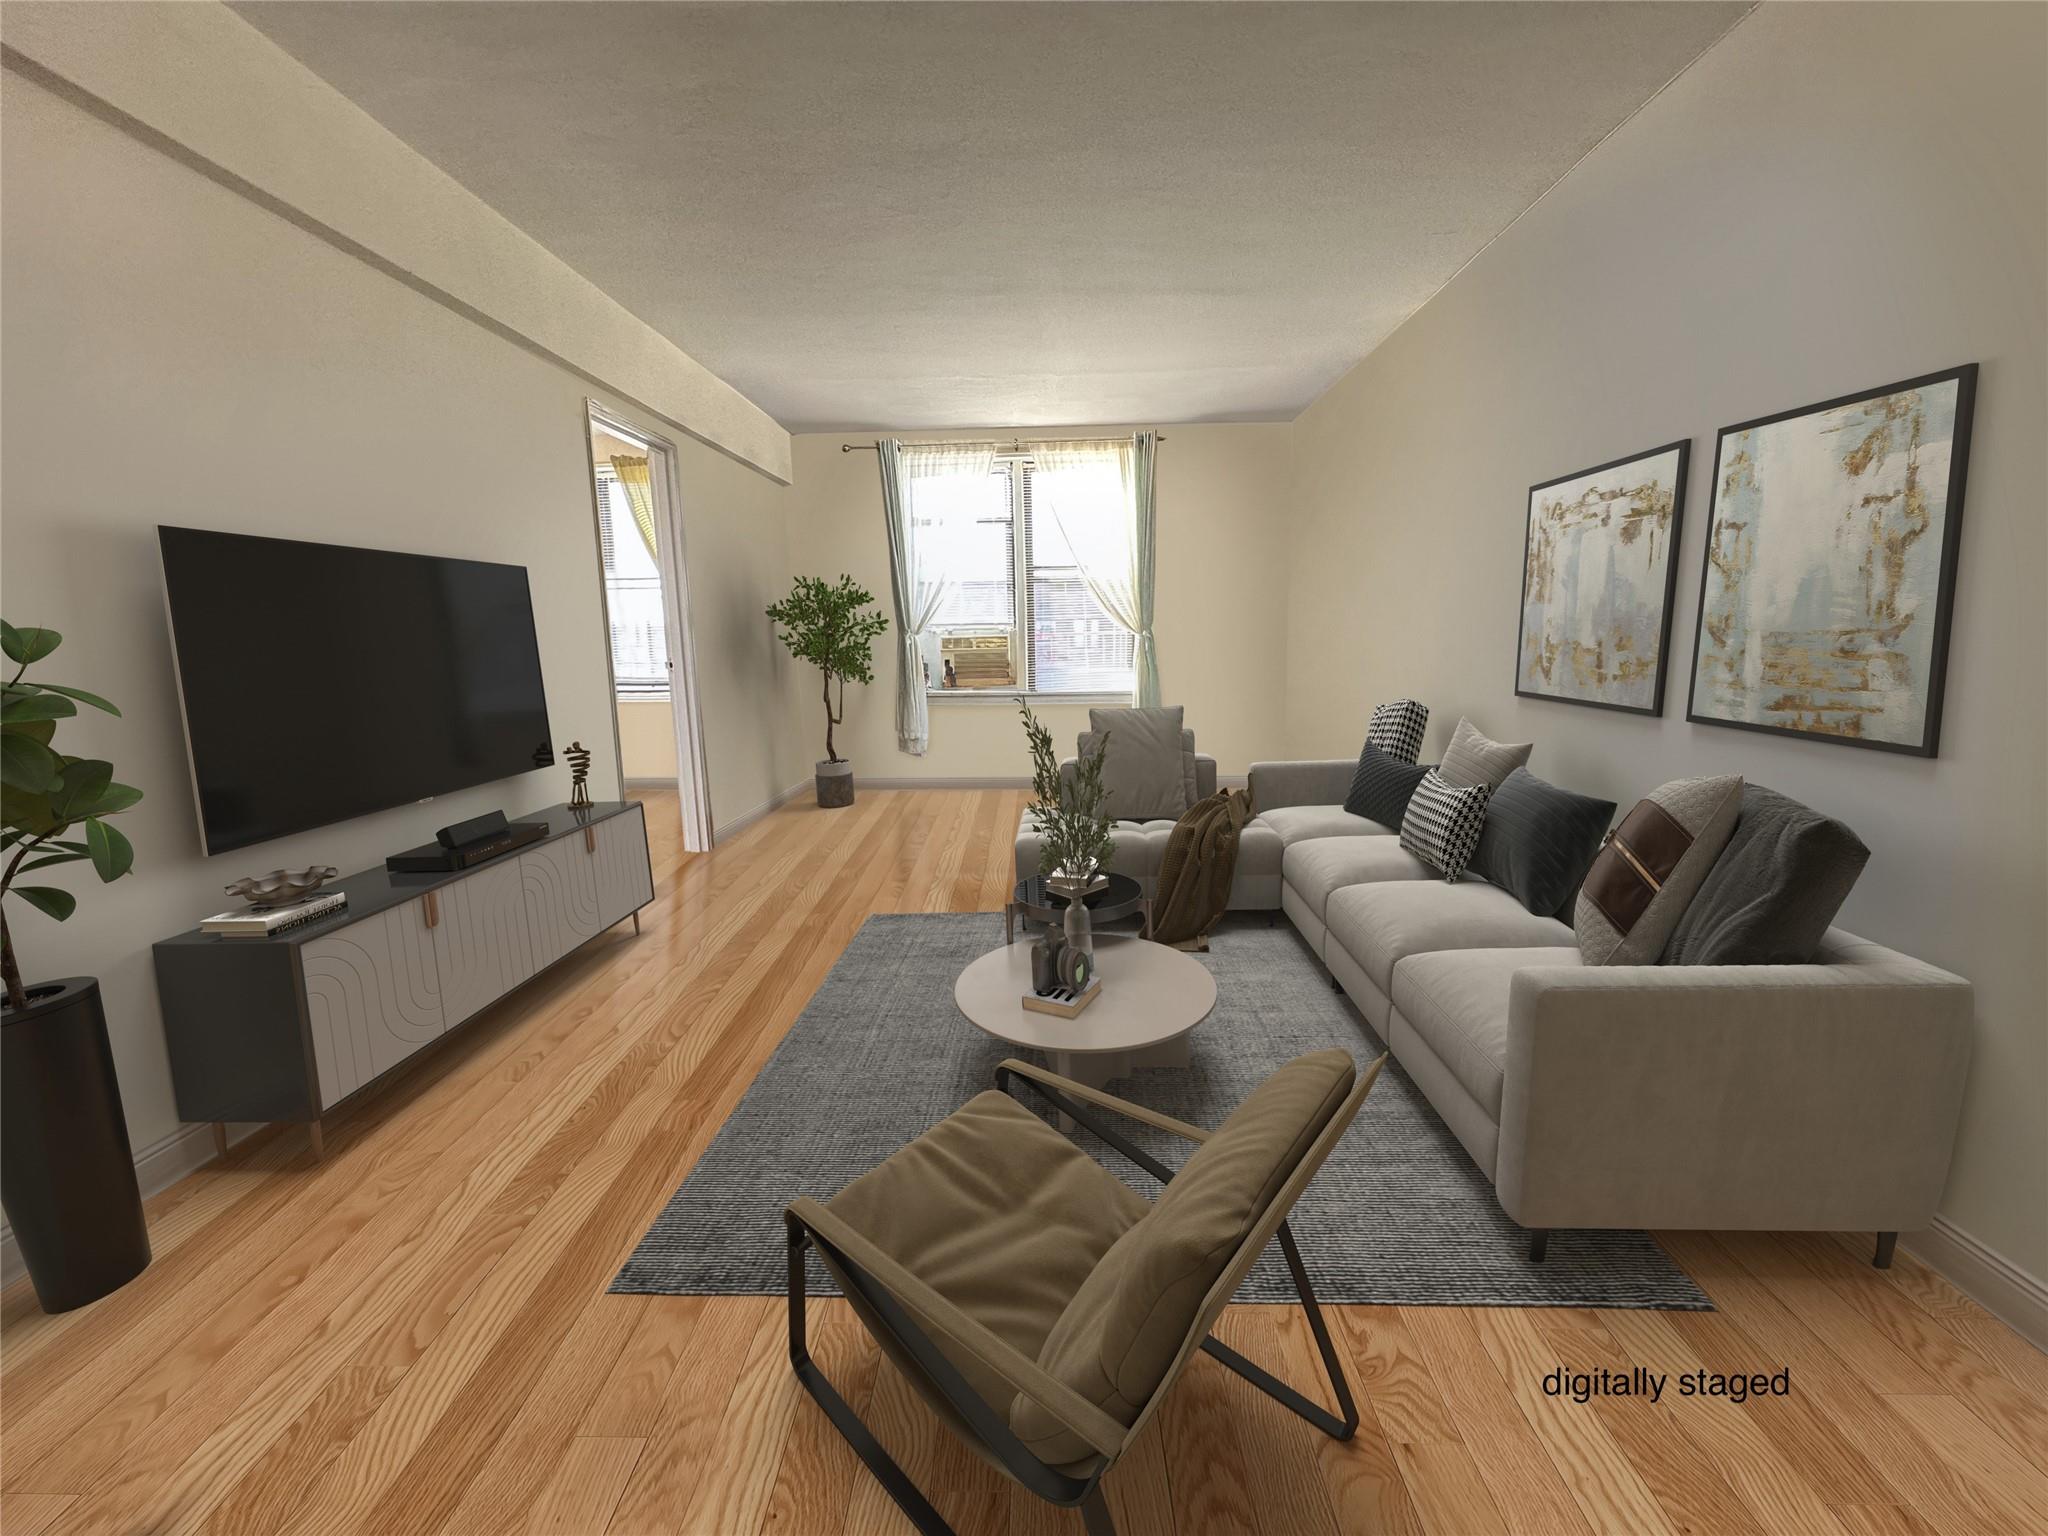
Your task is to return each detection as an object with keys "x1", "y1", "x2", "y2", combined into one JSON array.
[
  {"x1": 595, "y1": 468, "x2": 670, "y2": 696},
  {"x1": 1021, "y1": 463, "x2": 1136, "y2": 695},
  {"x1": 927, "y1": 466, "x2": 1016, "y2": 628}
]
